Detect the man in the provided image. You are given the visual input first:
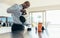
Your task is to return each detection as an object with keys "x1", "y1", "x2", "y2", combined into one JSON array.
[{"x1": 7, "y1": 1, "x2": 30, "y2": 32}]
